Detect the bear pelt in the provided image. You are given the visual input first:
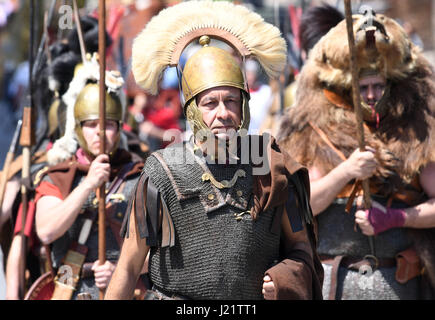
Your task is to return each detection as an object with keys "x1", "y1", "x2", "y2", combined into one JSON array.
[
  {"x1": 277, "y1": 58, "x2": 435, "y2": 193},
  {"x1": 276, "y1": 13, "x2": 435, "y2": 290},
  {"x1": 277, "y1": 13, "x2": 435, "y2": 190}
]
